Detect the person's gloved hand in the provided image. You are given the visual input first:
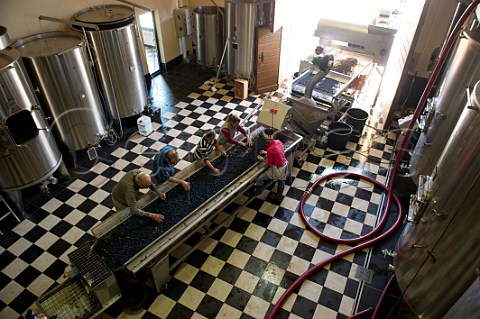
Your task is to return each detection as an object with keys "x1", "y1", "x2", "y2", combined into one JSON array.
[
  {"x1": 257, "y1": 155, "x2": 264, "y2": 161},
  {"x1": 259, "y1": 150, "x2": 267, "y2": 155},
  {"x1": 246, "y1": 136, "x2": 253, "y2": 146},
  {"x1": 158, "y1": 191, "x2": 166, "y2": 200}
]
